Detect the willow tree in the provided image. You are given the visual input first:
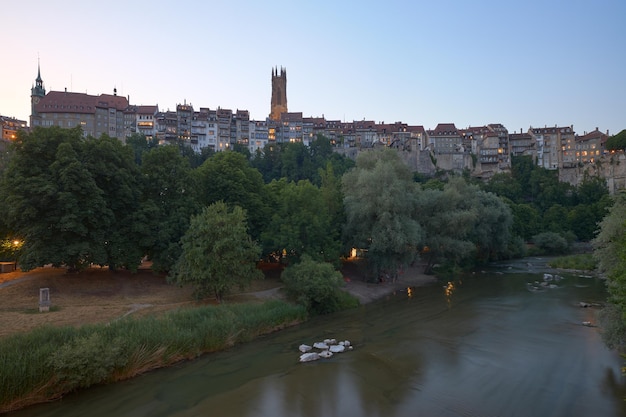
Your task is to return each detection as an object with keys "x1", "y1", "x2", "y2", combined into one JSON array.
[
  {"x1": 593, "y1": 191, "x2": 626, "y2": 348},
  {"x1": 342, "y1": 149, "x2": 422, "y2": 281}
]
